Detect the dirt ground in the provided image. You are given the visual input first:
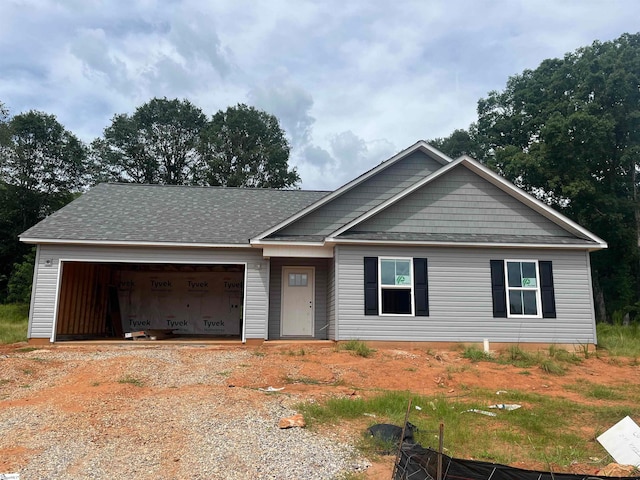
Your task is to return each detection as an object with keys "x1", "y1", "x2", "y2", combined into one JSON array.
[{"x1": 0, "y1": 341, "x2": 638, "y2": 479}]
